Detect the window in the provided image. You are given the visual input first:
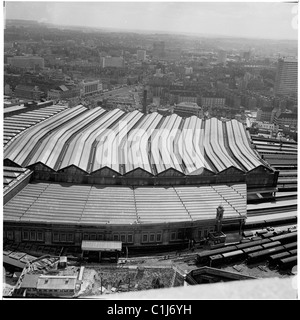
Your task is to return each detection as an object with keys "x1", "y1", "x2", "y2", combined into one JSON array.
[
  {"x1": 7, "y1": 231, "x2": 14, "y2": 240},
  {"x1": 97, "y1": 234, "x2": 103, "y2": 241},
  {"x1": 171, "y1": 232, "x2": 176, "y2": 241},
  {"x1": 120, "y1": 234, "x2": 126, "y2": 243},
  {"x1": 142, "y1": 234, "x2": 148, "y2": 243},
  {"x1": 60, "y1": 234, "x2": 67, "y2": 242},
  {"x1": 67, "y1": 233, "x2": 74, "y2": 243},
  {"x1": 83, "y1": 234, "x2": 89, "y2": 240},
  {"x1": 37, "y1": 232, "x2": 43, "y2": 241},
  {"x1": 113, "y1": 234, "x2": 119, "y2": 241},
  {"x1": 198, "y1": 230, "x2": 202, "y2": 238},
  {"x1": 149, "y1": 233, "x2": 155, "y2": 242},
  {"x1": 90, "y1": 234, "x2": 96, "y2": 241},
  {"x1": 127, "y1": 234, "x2": 133, "y2": 243},
  {"x1": 23, "y1": 231, "x2": 29, "y2": 241},
  {"x1": 204, "y1": 230, "x2": 208, "y2": 238},
  {"x1": 156, "y1": 233, "x2": 162, "y2": 242},
  {"x1": 178, "y1": 231, "x2": 183, "y2": 240},
  {"x1": 53, "y1": 233, "x2": 59, "y2": 242},
  {"x1": 30, "y1": 231, "x2": 36, "y2": 241}
]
